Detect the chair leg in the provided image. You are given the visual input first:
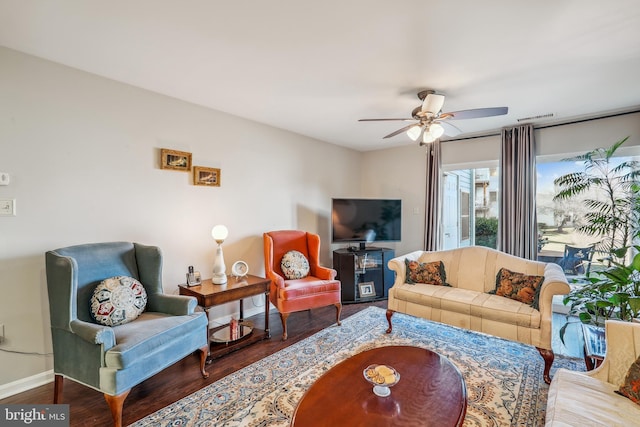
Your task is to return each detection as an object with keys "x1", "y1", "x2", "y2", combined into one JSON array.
[
  {"x1": 385, "y1": 309, "x2": 395, "y2": 334},
  {"x1": 280, "y1": 312, "x2": 290, "y2": 341},
  {"x1": 334, "y1": 303, "x2": 342, "y2": 325},
  {"x1": 104, "y1": 390, "x2": 130, "y2": 427},
  {"x1": 198, "y1": 345, "x2": 210, "y2": 379},
  {"x1": 53, "y1": 375, "x2": 63, "y2": 404},
  {"x1": 536, "y1": 347, "x2": 554, "y2": 385}
]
